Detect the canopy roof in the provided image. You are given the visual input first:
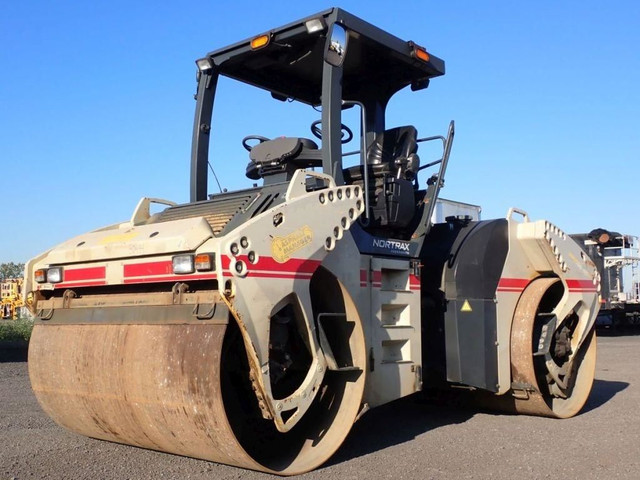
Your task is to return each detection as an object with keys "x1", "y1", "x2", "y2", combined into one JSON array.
[{"x1": 201, "y1": 8, "x2": 445, "y2": 105}]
